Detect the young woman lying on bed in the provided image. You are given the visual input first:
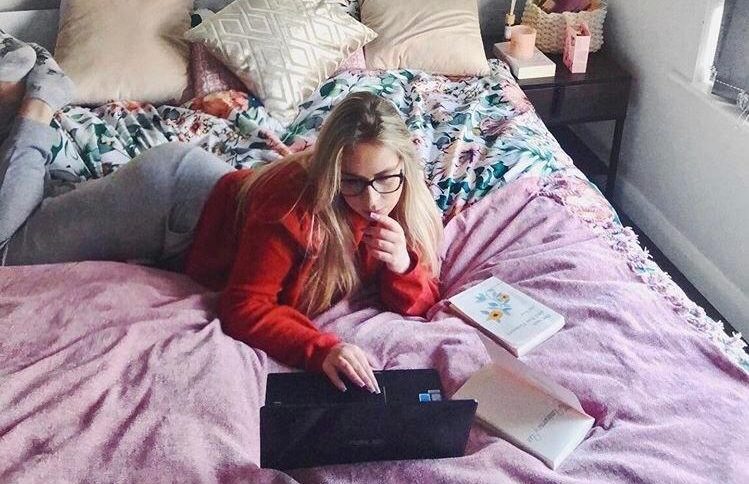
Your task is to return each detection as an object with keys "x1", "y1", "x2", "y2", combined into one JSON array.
[{"x1": 0, "y1": 32, "x2": 443, "y2": 394}]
